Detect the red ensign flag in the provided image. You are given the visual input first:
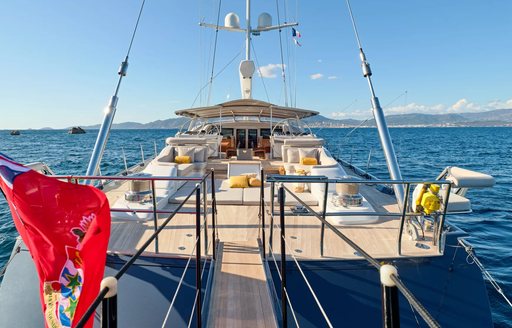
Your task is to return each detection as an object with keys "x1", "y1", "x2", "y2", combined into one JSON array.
[{"x1": 0, "y1": 153, "x2": 111, "y2": 328}]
